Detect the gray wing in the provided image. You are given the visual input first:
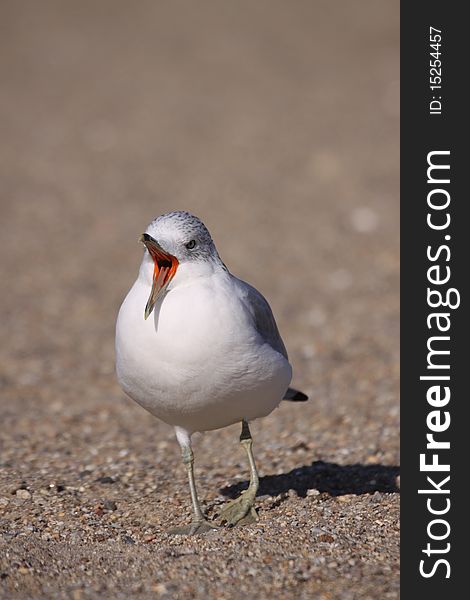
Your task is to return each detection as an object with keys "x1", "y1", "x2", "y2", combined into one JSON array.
[
  {"x1": 234, "y1": 278, "x2": 309, "y2": 402},
  {"x1": 234, "y1": 277, "x2": 288, "y2": 360}
]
